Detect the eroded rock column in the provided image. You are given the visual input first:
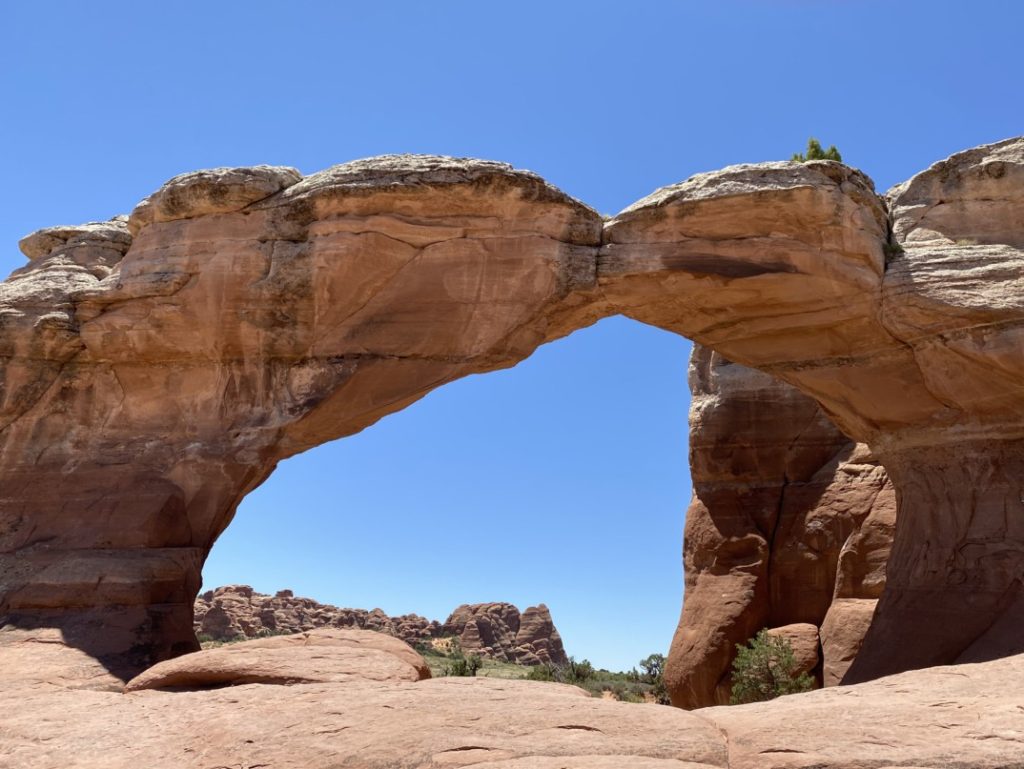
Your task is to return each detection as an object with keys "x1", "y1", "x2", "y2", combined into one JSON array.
[{"x1": 669, "y1": 344, "x2": 893, "y2": 708}]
